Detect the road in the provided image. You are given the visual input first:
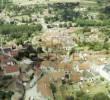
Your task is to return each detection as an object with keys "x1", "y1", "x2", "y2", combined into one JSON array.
[
  {"x1": 24, "y1": 73, "x2": 45, "y2": 100},
  {"x1": 99, "y1": 65, "x2": 110, "y2": 81},
  {"x1": 25, "y1": 84, "x2": 45, "y2": 100},
  {"x1": 39, "y1": 17, "x2": 47, "y2": 32}
]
